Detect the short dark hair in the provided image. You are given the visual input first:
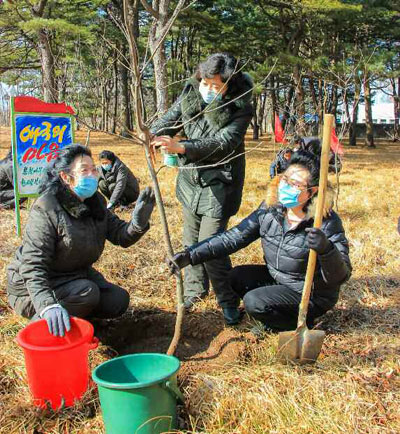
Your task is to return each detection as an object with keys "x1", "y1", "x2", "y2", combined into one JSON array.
[
  {"x1": 39, "y1": 144, "x2": 92, "y2": 194},
  {"x1": 99, "y1": 150, "x2": 116, "y2": 162},
  {"x1": 195, "y1": 53, "x2": 244, "y2": 95},
  {"x1": 288, "y1": 150, "x2": 320, "y2": 187}
]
